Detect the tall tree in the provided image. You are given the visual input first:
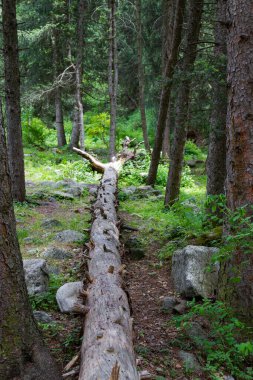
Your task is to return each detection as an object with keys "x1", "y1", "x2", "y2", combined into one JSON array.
[
  {"x1": 147, "y1": 0, "x2": 186, "y2": 185},
  {"x1": 206, "y1": 0, "x2": 227, "y2": 198},
  {"x1": 2, "y1": 0, "x2": 25, "y2": 202},
  {"x1": 136, "y1": 0, "x2": 150, "y2": 151},
  {"x1": 221, "y1": 0, "x2": 253, "y2": 318},
  {"x1": 70, "y1": 0, "x2": 86, "y2": 149},
  {"x1": 0, "y1": 103, "x2": 61, "y2": 379},
  {"x1": 52, "y1": 29, "x2": 67, "y2": 147},
  {"x1": 165, "y1": 0, "x2": 204, "y2": 206},
  {"x1": 108, "y1": 0, "x2": 118, "y2": 161}
]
